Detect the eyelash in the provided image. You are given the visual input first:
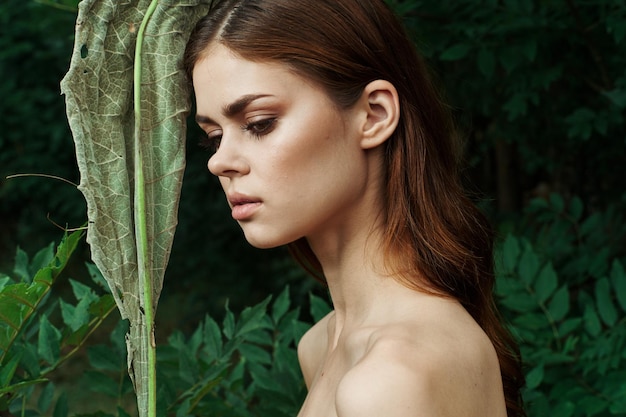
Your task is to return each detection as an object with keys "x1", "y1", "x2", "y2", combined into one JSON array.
[
  {"x1": 242, "y1": 117, "x2": 277, "y2": 138},
  {"x1": 198, "y1": 118, "x2": 277, "y2": 152}
]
